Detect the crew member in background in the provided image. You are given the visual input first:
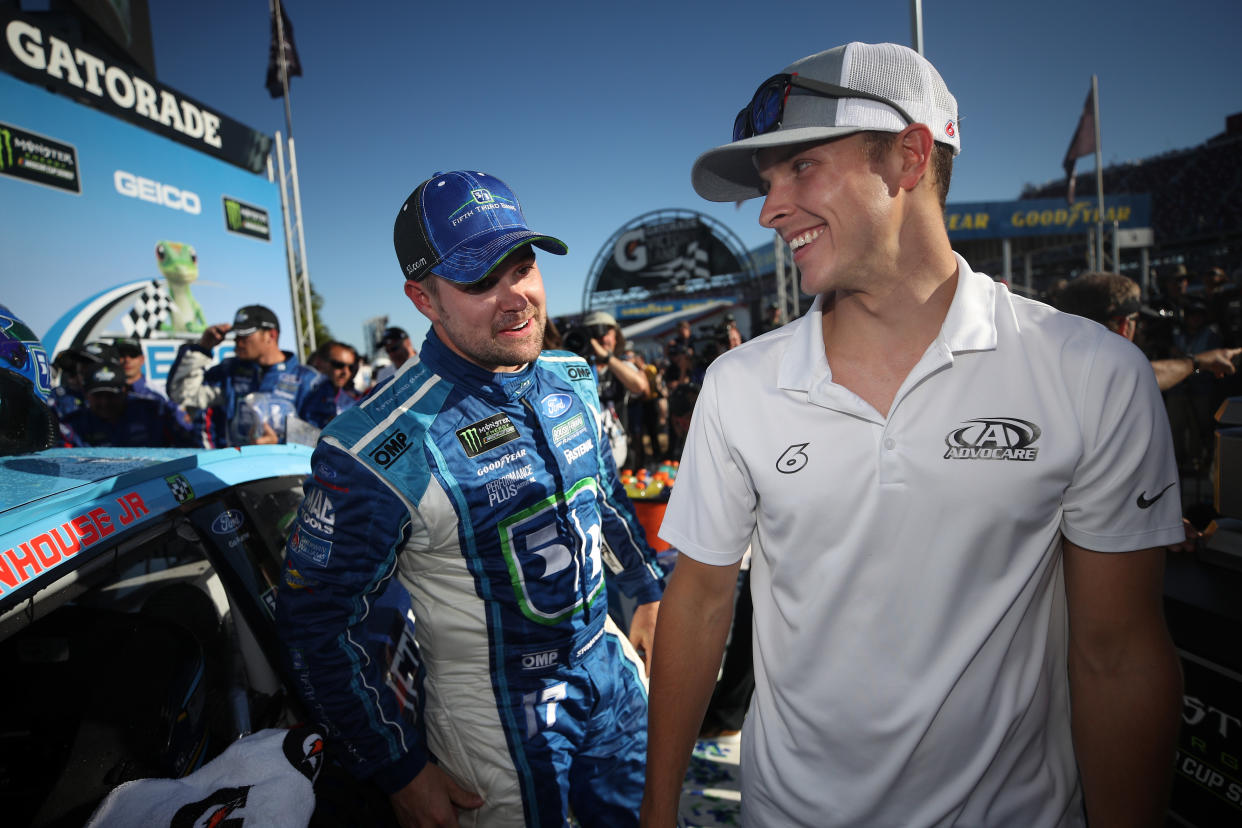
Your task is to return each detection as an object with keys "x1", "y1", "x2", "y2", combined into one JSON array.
[
  {"x1": 584, "y1": 310, "x2": 649, "y2": 469},
  {"x1": 312, "y1": 339, "x2": 363, "y2": 414},
  {"x1": 65, "y1": 361, "x2": 199, "y2": 448},
  {"x1": 112, "y1": 338, "x2": 164, "y2": 399},
  {"x1": 167, "y1": 304, "x2": 334, "y2": 446},
  {"x1": 372, "y1": 326, "x2": 416, "y2": 385},
  {"x1": 50, "y1": 349, "x2": 87, "y2": 418}
]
